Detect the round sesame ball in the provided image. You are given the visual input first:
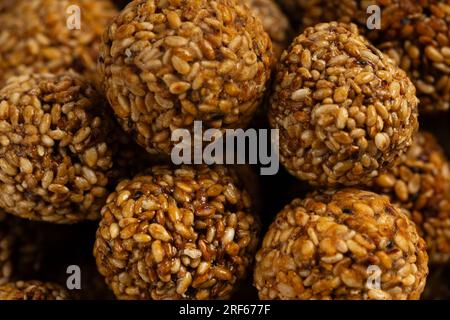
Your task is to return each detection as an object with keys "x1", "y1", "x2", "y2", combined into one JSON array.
[
  {"x1": 99, "y1": 0, "x2": 273, "y2": 155},
  {"x1": 254, "y1": 188, "x2": 428, "y2": 300},
  {"x1": 0, "y1": 0, "x2": 118, "y2": 86},
  {"x1": 0, "y1": 280, "x2": 70, "y2": 300},
  {"x1": 371, "y1": 131, "x2": 450, "y2": 265},
  {"x1": 94, "y1": 165, "x2": 260, "y2": 300},
  {"x1": 0, "y1": 72, "x2": 117, "y2": 223},
  {"x1": 269, "y1": 22, "x2": 419, "y2": 186},
  {"x1": 278, "y1": 0, "x2": 450, "y2": 112}
]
